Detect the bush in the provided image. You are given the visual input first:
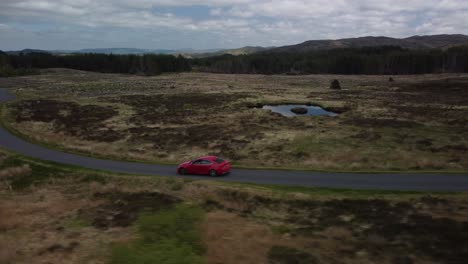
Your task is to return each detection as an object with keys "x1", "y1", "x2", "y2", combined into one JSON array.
[
  {"x1": 330, "y1": 79, "x2": 341, "y2": 90},
  {"x1": 110, "y1": 204, "x2": 205, "y2": 264},
  {"x1": 268, "y1": 246, "x2": 318, "y2": 264}
]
